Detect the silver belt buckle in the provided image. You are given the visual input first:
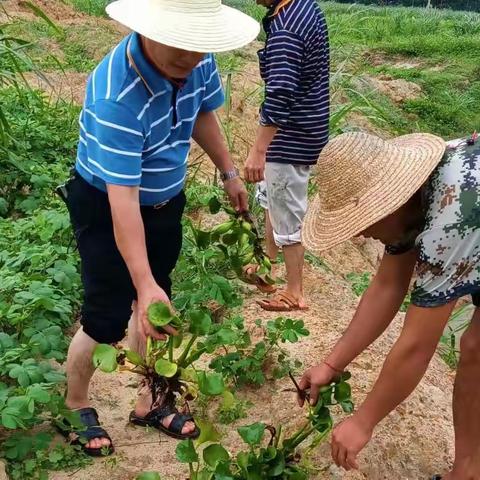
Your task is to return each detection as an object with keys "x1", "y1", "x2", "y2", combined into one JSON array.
[{"x1": 153, "y1": 200, "x2": 169, "y2": 210}]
